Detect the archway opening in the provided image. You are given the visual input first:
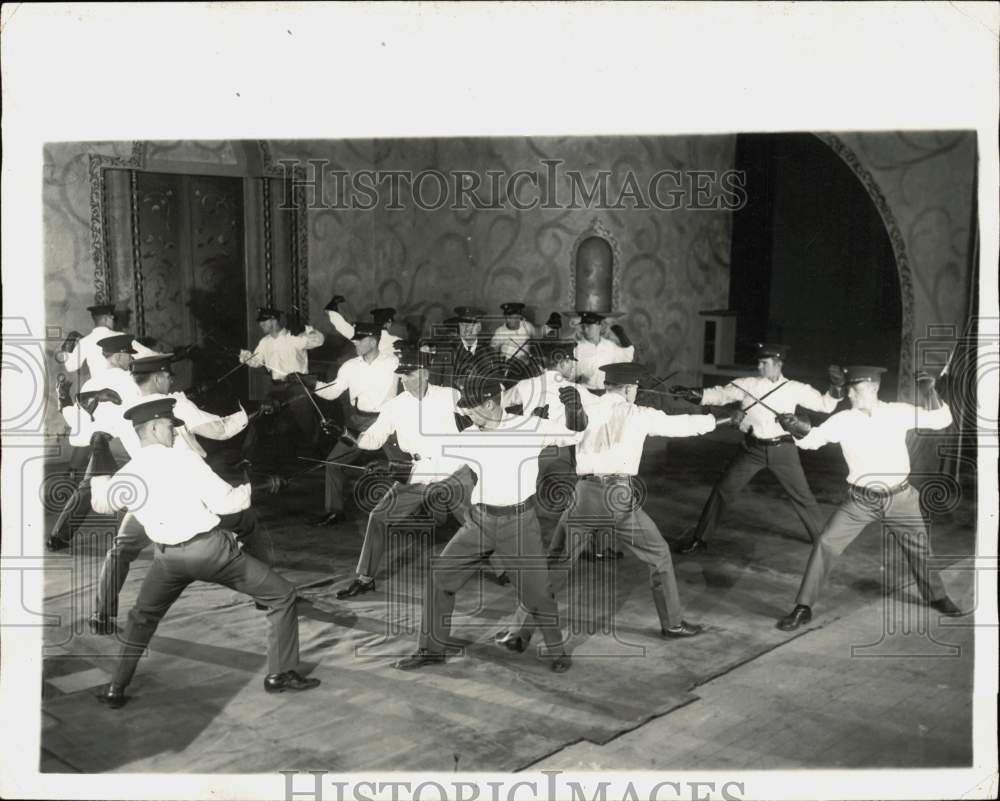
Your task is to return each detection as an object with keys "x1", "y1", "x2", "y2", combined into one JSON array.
[{"x1": 728, "y1": 133, "x2": 902, "y2": 396}]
